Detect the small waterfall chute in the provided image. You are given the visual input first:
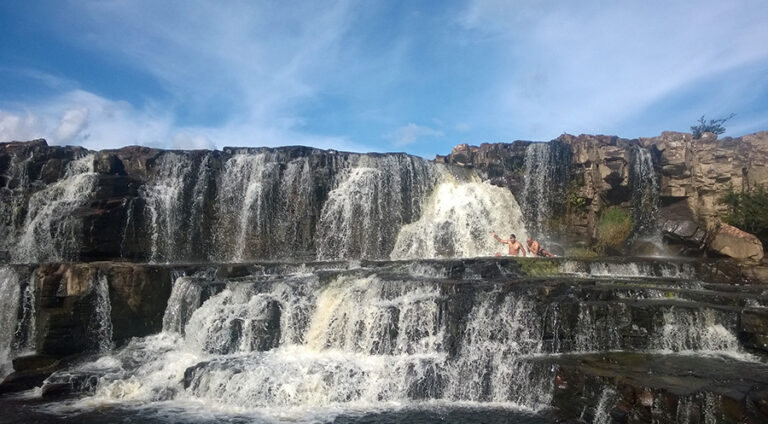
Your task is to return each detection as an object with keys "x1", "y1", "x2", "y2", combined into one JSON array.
[
  {"x1": 0, "y1": 267, "x2": 22, "y2": 379},
  {"x1": 520, "y1": 142, "x2": 571, "y2": 242},
  {"x1": 88, "y1": 273, "x2": 114, "y2": 353},
  {"x1": 629, "y1": 145, "x2": 664, "y2": 255}
]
